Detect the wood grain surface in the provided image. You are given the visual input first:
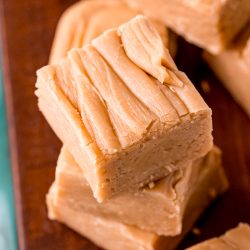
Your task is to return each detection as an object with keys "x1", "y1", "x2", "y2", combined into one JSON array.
[{"x1": 0, "y1": 0, "x2": 249, "y2": 249}]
